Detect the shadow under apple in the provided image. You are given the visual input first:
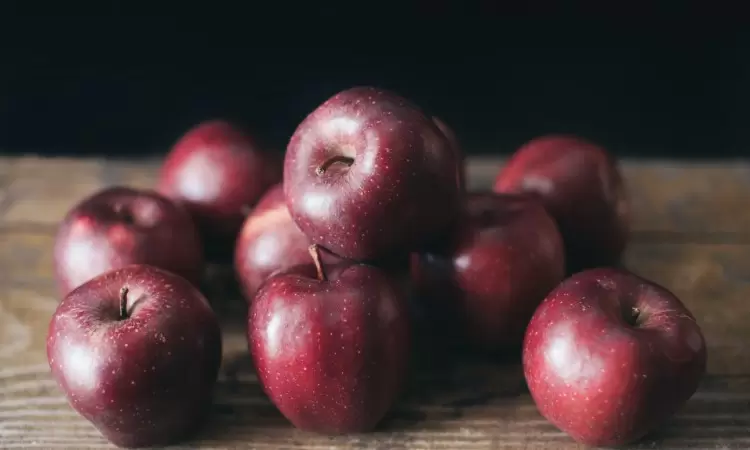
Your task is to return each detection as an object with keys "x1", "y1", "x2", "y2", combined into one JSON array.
[
  {"x1": 379, "y1": 355, "x2": 529, "y2": 432},
  {"x1": 200, "y1": 262, "x2": 248, "y2": 325},
  {"x1": 186, "y1": 345, "x2": 288, "y2": 445}
]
